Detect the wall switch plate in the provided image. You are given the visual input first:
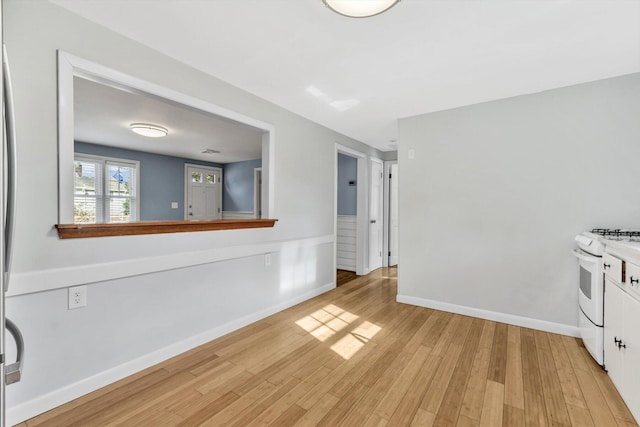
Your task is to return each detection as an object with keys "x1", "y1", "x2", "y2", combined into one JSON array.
[
  {"x1": 68, "y1": 286, "x2": 87, "y2": 310},
  {"x1": 408, "y1": 149, "x2": 415, "y2": 159},
  {"x1": 171, "y1": 202, "x2": 179, "y2": 209},
  {"x1": 264, "y1": 253, "x2": 271, "y2": 267}
]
